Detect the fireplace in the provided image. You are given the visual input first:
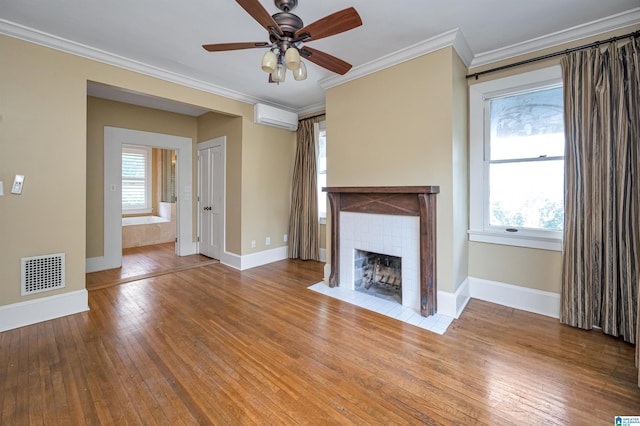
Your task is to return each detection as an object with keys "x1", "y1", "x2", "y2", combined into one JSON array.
[
  {"x1": 355, "y1": 250, "x2": 402, "y2": 303},
  {"x1": 324, "y1": 186, "x2": 439, "y2": 316},
  {"x1": 339, "y1": 212, "x2": 420, "y2": 312}
]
